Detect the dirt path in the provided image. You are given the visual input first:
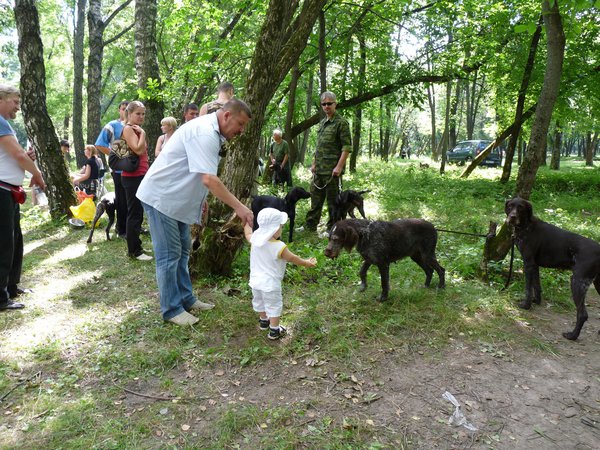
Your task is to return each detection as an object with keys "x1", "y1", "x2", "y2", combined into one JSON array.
[{"x1": 124, "y1": 297, "x2": 600, "y2": 448}]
